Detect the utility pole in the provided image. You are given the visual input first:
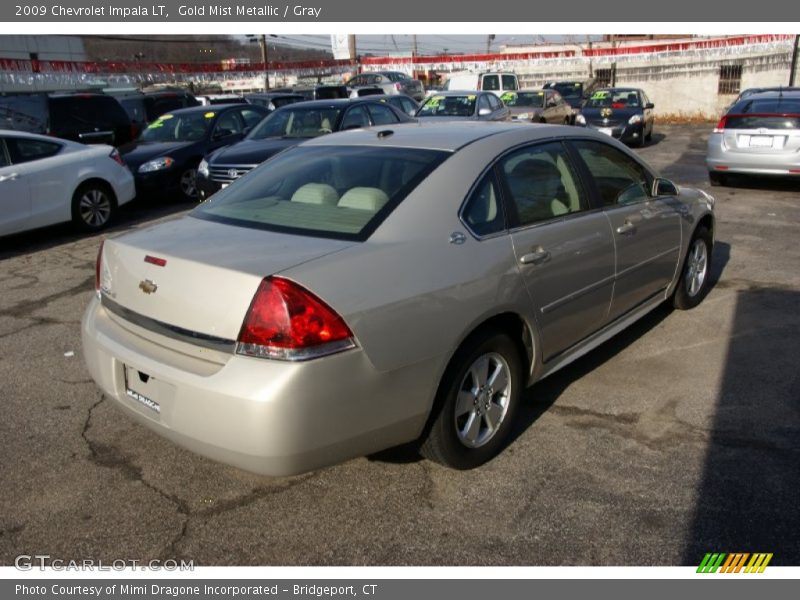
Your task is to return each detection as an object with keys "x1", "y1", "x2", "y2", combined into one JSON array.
[
  {"x1": 259, "y1": 34, "x2": 269, "y2": 91},
  {"x1": 411, "y1": 34, "x2": 418, "y2": 79},
  {"x1": 486, "y1": 34, "x2": 495, "y2": 54},
  {"x1": 790, "y1": 34, "x2": 799, "y2": 86}
]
